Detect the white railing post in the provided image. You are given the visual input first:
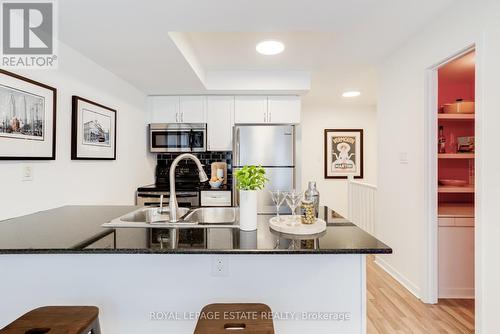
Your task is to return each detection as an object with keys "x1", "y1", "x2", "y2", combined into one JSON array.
[{"x1": 347, "y1": 176, "x2": 377, "y2": 235}]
